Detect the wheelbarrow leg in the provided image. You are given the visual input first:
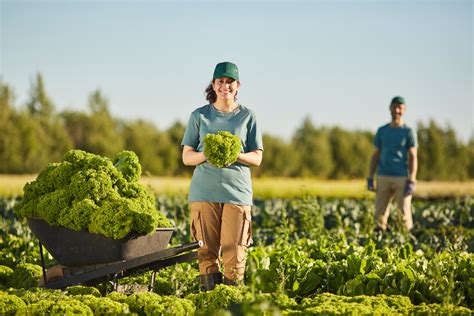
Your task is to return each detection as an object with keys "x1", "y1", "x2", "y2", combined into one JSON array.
[
  {"x1": 39, "y1": 242, "x2": 47, "y2": 285},
  {"x1": 108, "y1": 273, "x2": 121, "y2": 292},
  {"x1": 149, "y1": 271, "x2": 156, "y2": 292}
]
